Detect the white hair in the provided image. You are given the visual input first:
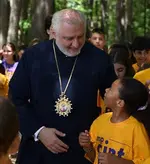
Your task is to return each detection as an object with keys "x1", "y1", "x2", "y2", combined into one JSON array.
[{"x1": 51, "y1": 9, "x2": 86, "y2": 32}]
